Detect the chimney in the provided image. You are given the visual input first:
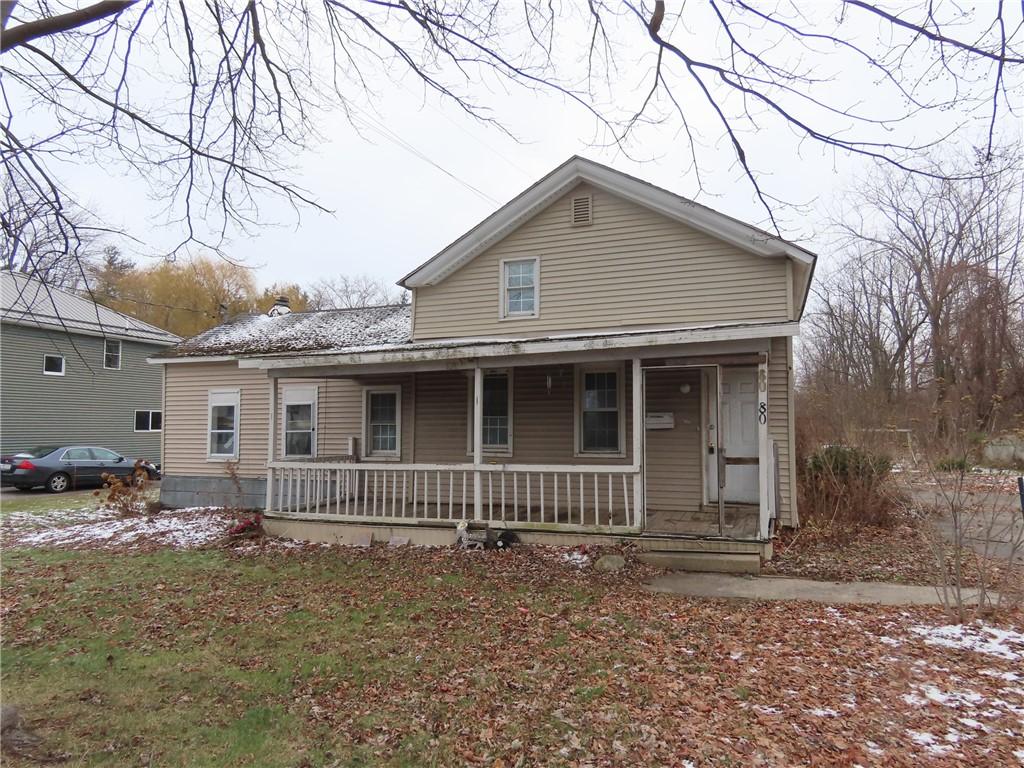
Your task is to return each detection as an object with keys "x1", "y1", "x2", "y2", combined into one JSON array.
[{"x1": 267, "y1": 295, "x2": 292, "y2": 317}]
